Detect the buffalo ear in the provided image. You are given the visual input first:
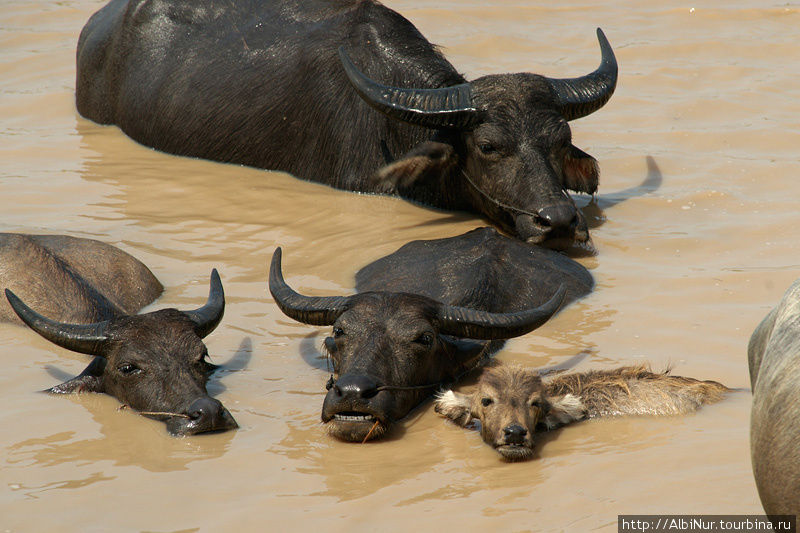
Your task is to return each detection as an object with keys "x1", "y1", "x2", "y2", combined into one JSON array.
[
  {"x1": 435, "y1": 390, "x2": 473, "y2": 427},
  {"x1": 46, "y1": 356, "x2": 106, "y2": 394},
  {"x1": 542, "y1": 393, "x2": 587, "y2": 429},
  {"x1": 563, "y1": 145, "x2": 599, "y2": 195},
  {"x1": 376, "y1": 141, "x2": 457, "y2": 191}
]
